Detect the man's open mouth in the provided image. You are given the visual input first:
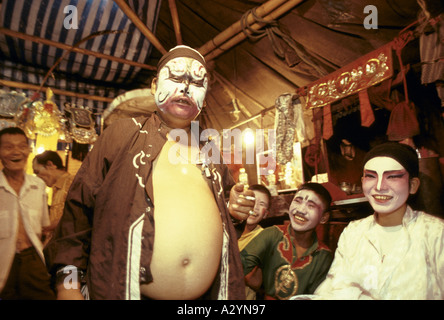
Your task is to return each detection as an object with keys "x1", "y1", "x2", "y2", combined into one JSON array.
[
  {"x1": 291, "y1": 211, "x2": 307, "y2": 223},
  {"x1": 172, "y1": 97, "x2": 192, "y2": 106},
  {"x1": 372, "y1": 195, "x2": 393, "y2": 201},
  {"x1": 372, "y1": 194, "x2": 393, "y2": 204}
]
